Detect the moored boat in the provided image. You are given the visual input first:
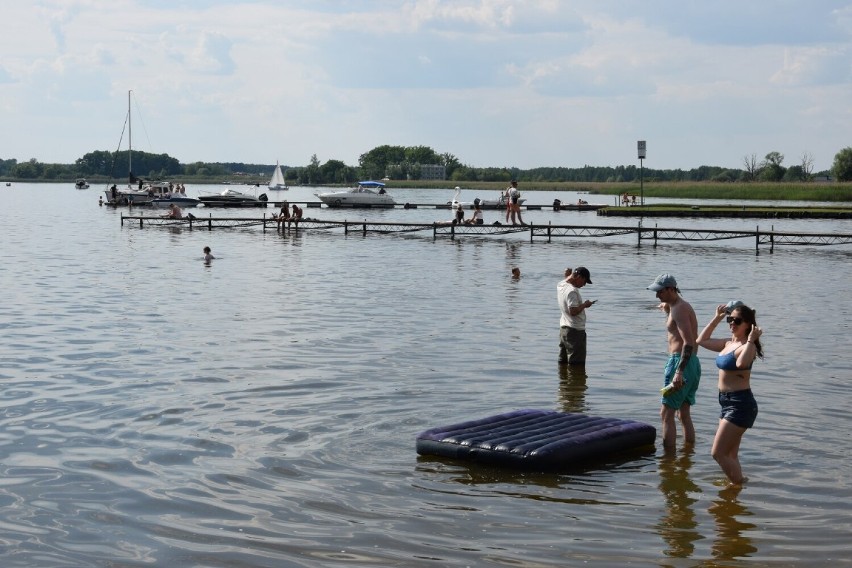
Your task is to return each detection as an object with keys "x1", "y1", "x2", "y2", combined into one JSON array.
[
  {"x1": 316, "y1": 181, "x2": 395, "y2": 208},
  {"x1": 75, "y1": 178, "x2": 90, "y2": 189},
  {"x1": 198, "y1": 188, "x2": 268, "y2": 207}
]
